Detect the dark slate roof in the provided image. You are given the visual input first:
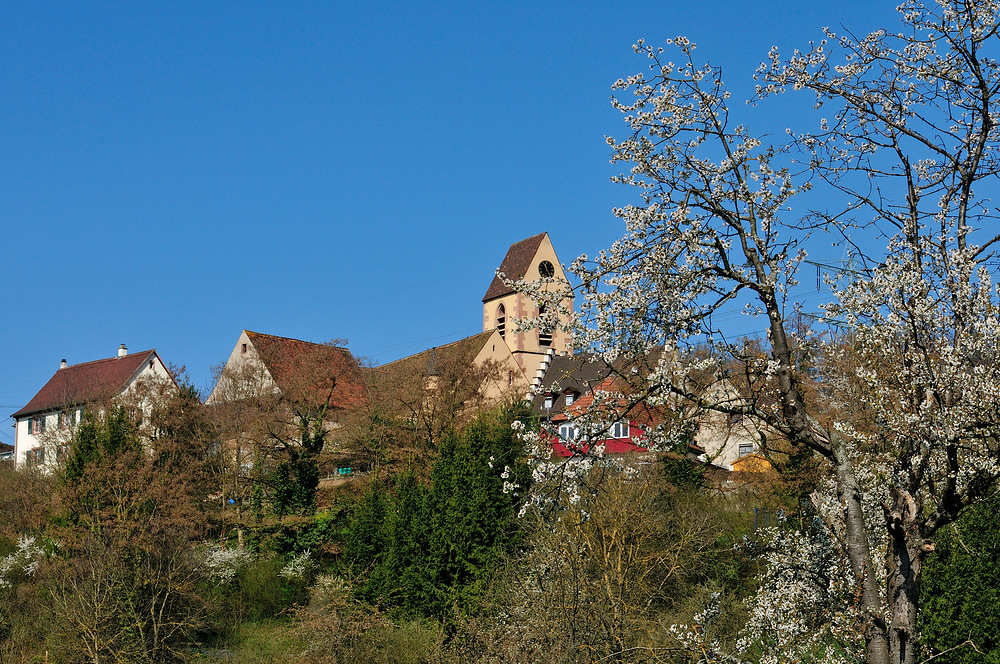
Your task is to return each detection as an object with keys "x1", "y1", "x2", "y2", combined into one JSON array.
[
  {"x1": 12, "y1": 350, "x2": 158, "y2": 418},
  {"x1": 532, "y1": 348, "x2": 668, "y2": 418},
  {"x1": 245, "y1": 330, "x2": 366, "y2": 409},
  {"x1": 482, "y1": 232, "x2": 548, "y2": 302},
  {"x1": 378, "y1": 331, "x2": 494, "y2": 378},
  {"x1": 532, "y1": 353, "x2": 615, "y2": 418}
]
